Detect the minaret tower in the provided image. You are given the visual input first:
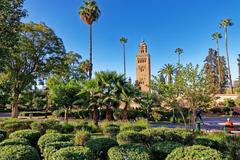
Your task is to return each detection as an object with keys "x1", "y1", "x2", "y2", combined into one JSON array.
[{"x1": 136, "y1": 40, "x2": 151, "y2": 92}]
